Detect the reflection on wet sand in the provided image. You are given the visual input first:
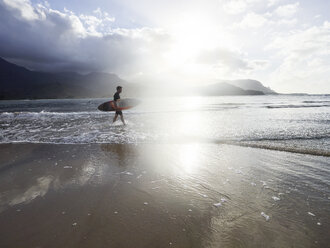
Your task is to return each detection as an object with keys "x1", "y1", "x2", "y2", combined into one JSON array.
[
  {"x1": 0, "y1": 143, "x2": 329, "y2": 247},
  {"x1": 9, "y1": 176, "x2": 53, "y2": 206}
]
